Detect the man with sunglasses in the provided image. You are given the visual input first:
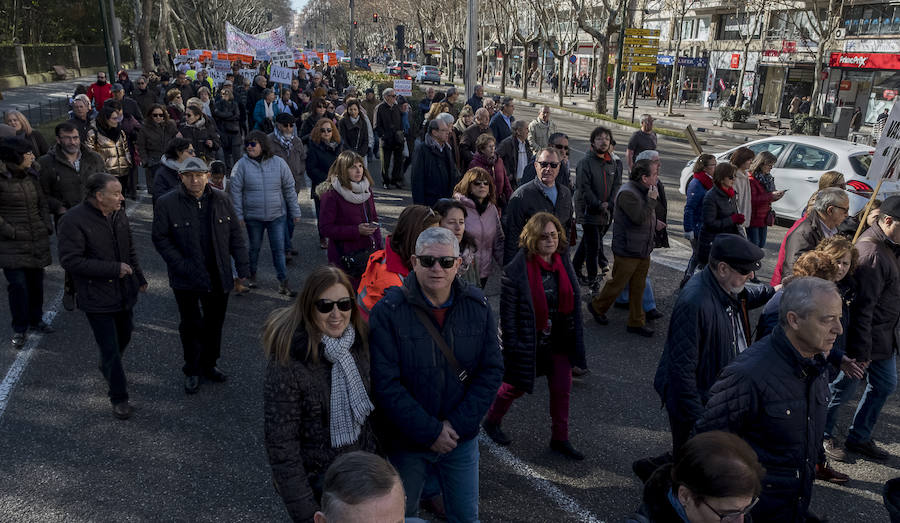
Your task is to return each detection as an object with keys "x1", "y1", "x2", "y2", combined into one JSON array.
[
  {"x1": 152, "y1": 157, "x2": 249, "y2": 395},
  {"x1": 652, "y1": 234, "x2": 772, "y2": 456},
  {"x1": 503, "y1": 147, "x2": 574, "y2": 264},
  {"x1": 369, "y1": 227, "x2": 503, "y2": 522},
  {"x1": 697, "y1": 277, "x2": 842, "y2": 522},
  {"x1": 519, "y1": 132, "x2": 572, "y2": 190}
]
